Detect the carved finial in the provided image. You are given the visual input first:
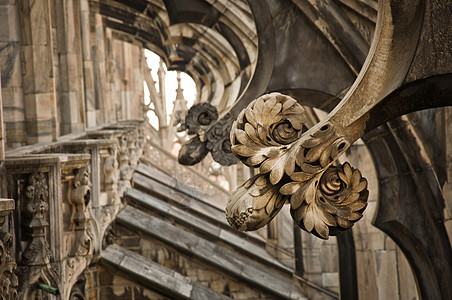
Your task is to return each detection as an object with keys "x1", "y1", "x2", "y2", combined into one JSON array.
[{"x1": 227, "y1": 93, "x2": 369, "y2": 239}]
